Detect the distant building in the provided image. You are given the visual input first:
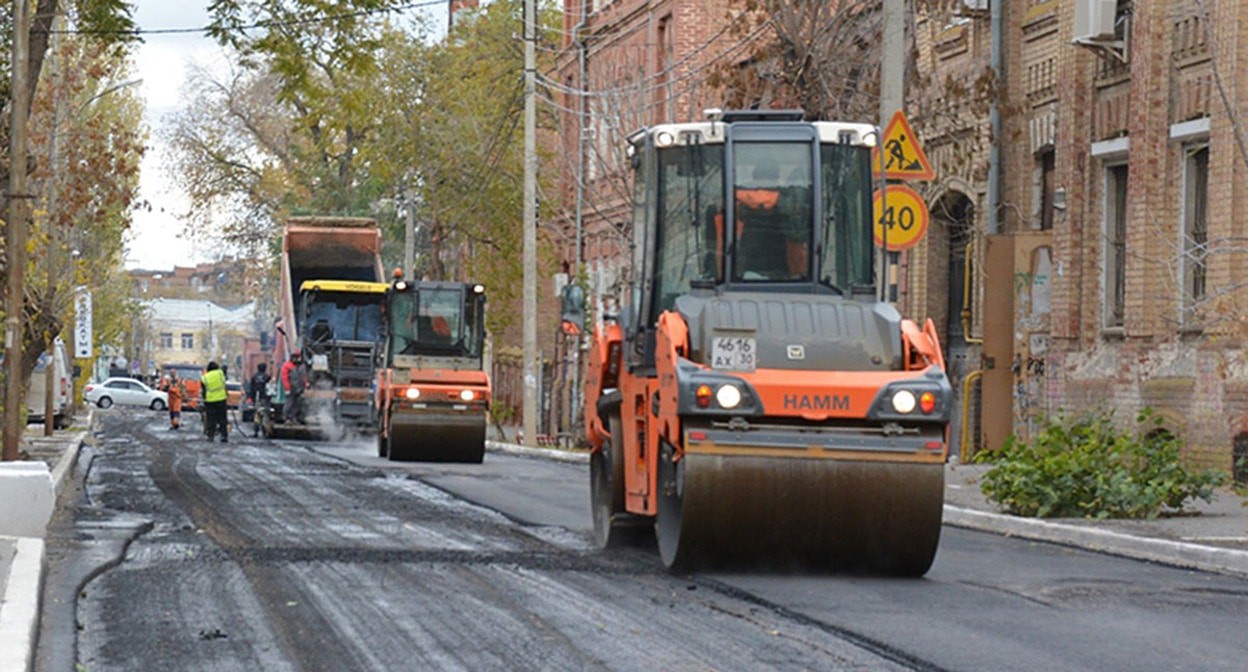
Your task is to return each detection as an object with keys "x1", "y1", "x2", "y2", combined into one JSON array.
[
  {"x1": 139, "y1": 298, "x2": 259, "y2": 381},
  {"x1": 129, "y1": 256, "x2": 266, "y2": 307}
]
